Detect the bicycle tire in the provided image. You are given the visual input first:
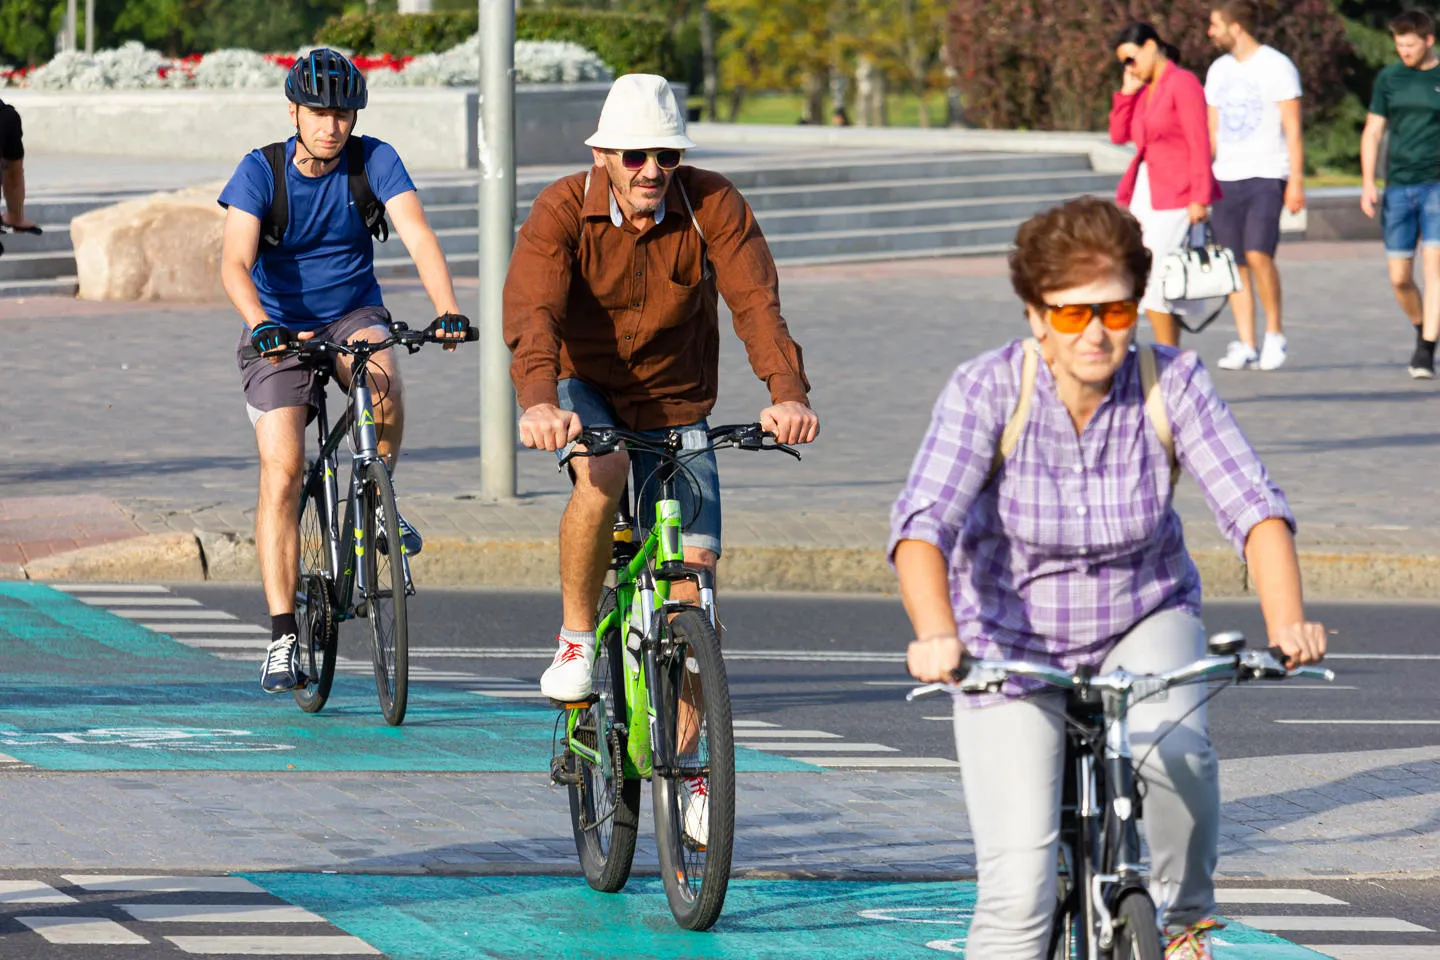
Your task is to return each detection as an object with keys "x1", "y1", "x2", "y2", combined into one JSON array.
[
  {"x1": 652, "y1": 607, "x2": 734, "y2": 931},
  {"x1": 1112, "y1": 890, "x2": 1163, "y2": 960},
  {"x1": 567, "y1": 589, "x2": 641, "y2": 892},
  {"x1": 362, "y1": 459, "x2": 409, "y2": 726},
  {"x1": 293, "y1": 465, "x2": 338, "y2": 714}
]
